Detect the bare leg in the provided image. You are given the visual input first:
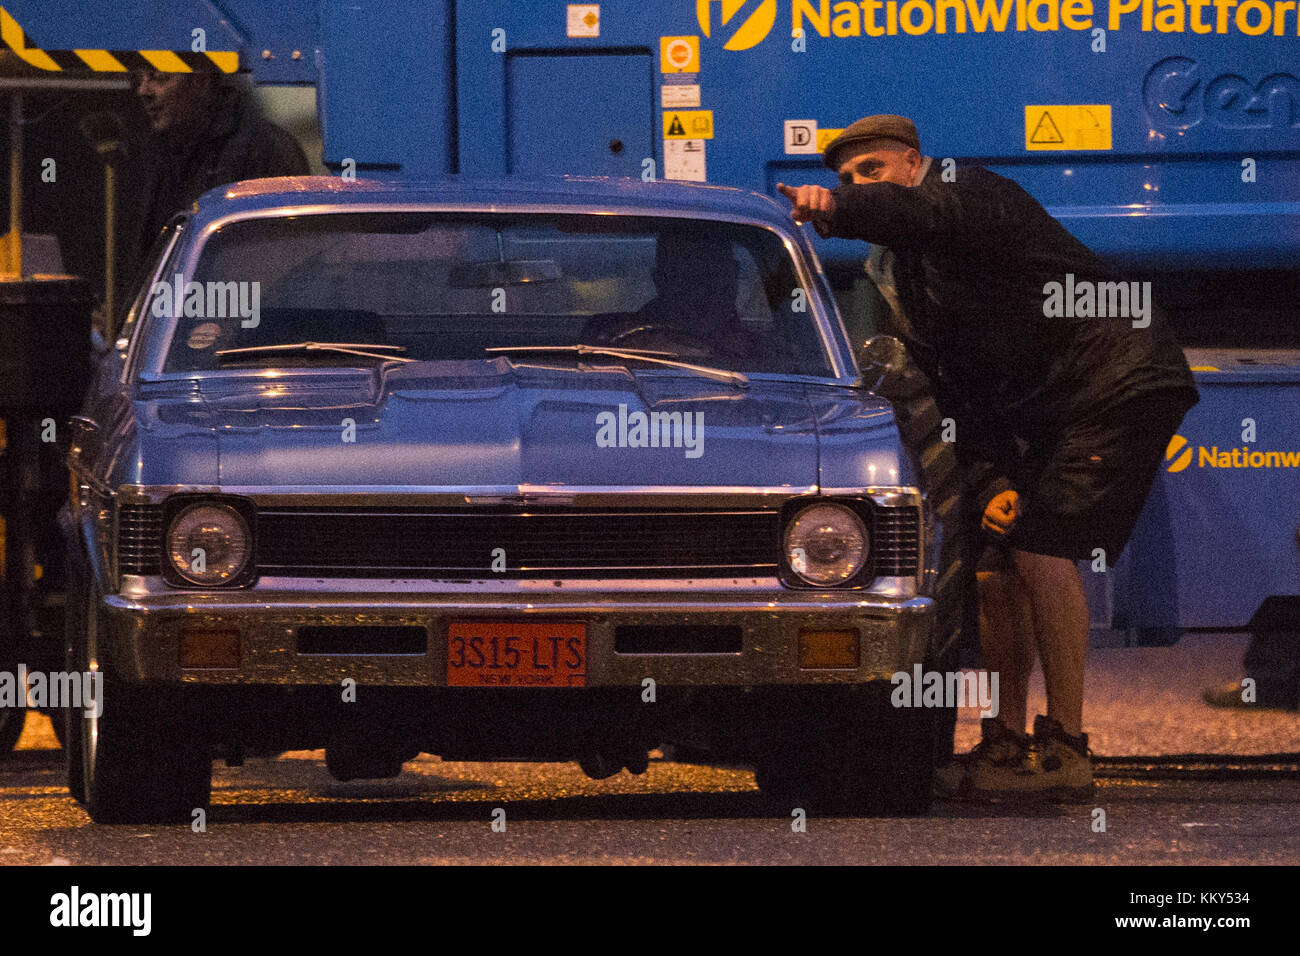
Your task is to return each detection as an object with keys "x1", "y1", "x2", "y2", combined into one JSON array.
[
  {"x1": 1010, "y1": 550, "x2": 1089, "y2": 737},
  {"x1": 977, "y1": 568, "x2": 1036, "y2": 735}
]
